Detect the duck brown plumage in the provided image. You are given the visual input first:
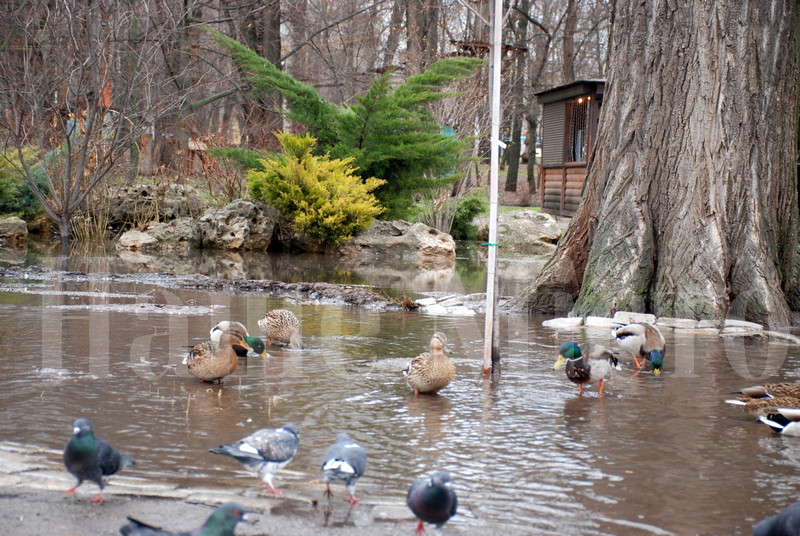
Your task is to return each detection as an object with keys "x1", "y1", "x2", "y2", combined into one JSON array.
[
  {"x1": 403, "y1": 333, "x2": 455, "y2": 396},
  {"x1": 183, "y1": 329, "x2": 243, "y2": 383},
  {"x1": 258, "y1": 309, "x2": 302, "y2": 349}
]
